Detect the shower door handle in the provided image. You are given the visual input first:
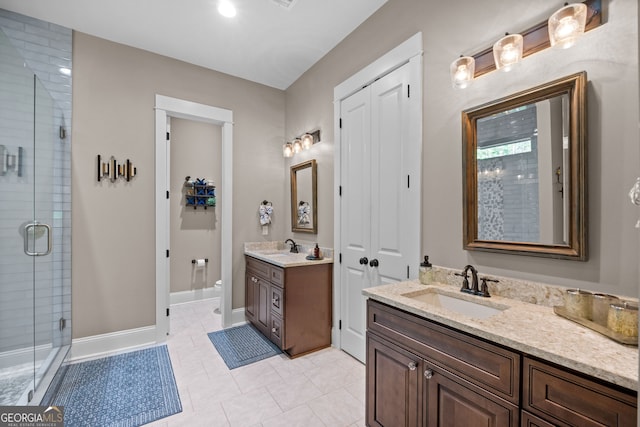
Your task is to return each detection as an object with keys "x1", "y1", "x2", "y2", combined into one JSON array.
[{"x1": 24, "y1": 222, "x2": 52, "y2": 256}]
